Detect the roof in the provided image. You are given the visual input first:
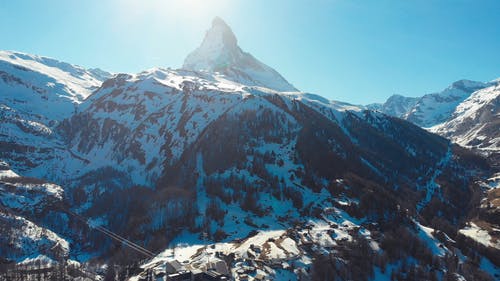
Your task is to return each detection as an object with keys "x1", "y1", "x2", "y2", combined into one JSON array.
[
  {"x1": 165, "y1": 260, "x2": 184, "y2": 273},
  {"x1": 208, "y1": 260, "x2": 230, "y2": 276}
]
